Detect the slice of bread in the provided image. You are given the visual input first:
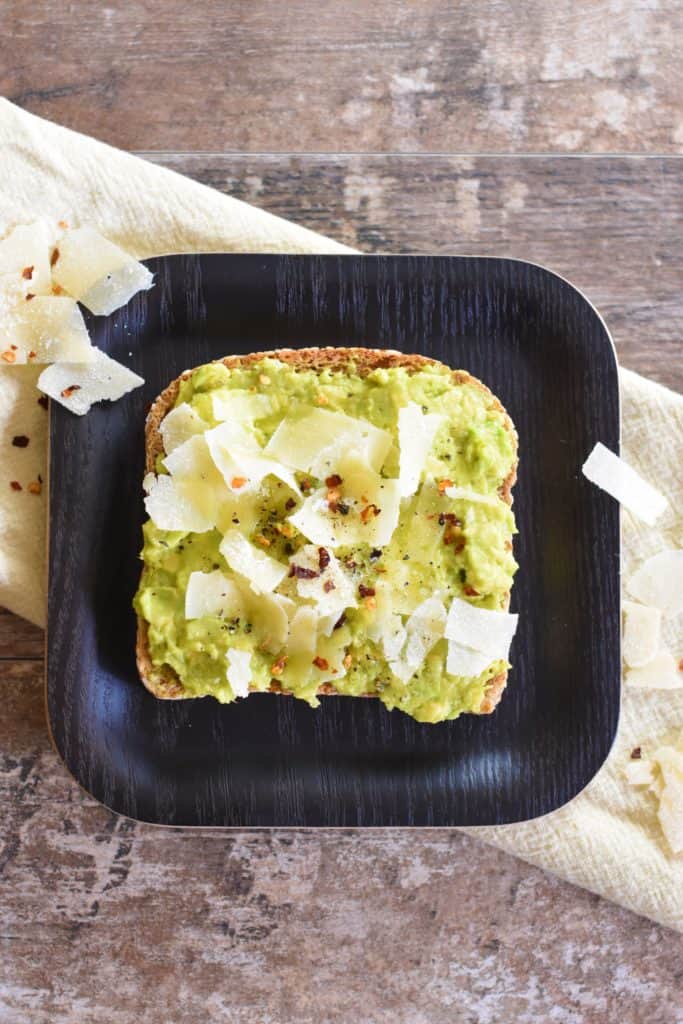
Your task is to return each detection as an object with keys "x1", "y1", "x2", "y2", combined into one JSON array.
[{"x1": 136, "y1": 347, "x2": 518, "y2": 714}]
